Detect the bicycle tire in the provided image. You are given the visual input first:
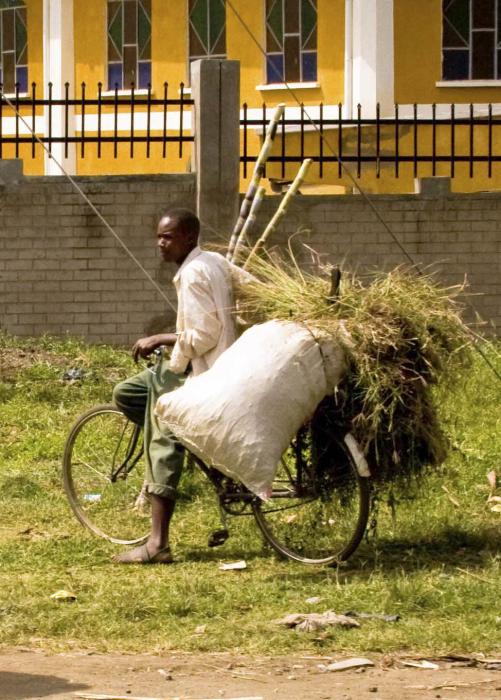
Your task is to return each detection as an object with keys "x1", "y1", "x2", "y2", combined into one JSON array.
[
  {"x1": 62, "y1": 404, "x2": 150, "y2": 545},
  {"x1": 252, "y1": 433, "x2": 370, "y2": 565}
]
